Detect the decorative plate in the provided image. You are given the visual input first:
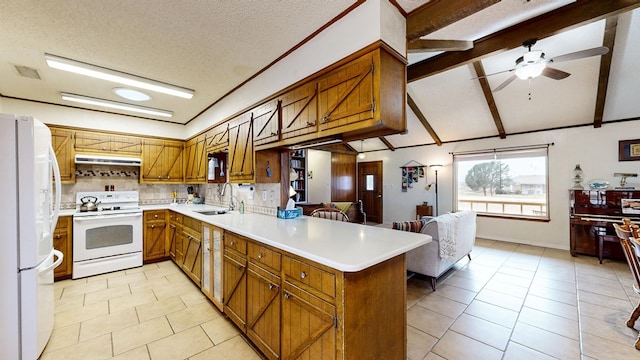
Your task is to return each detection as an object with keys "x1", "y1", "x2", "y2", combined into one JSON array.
[{"x1": 588, "y1": 179, "x2": 609, "y2": 189}]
